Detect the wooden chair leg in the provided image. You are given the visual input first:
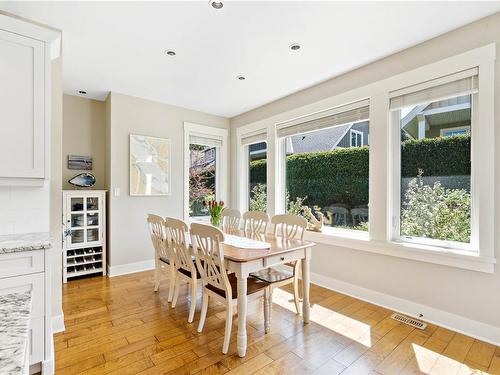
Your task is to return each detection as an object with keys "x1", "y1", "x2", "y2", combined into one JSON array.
[
  {"x1": 197, "y1": 292, "x2": 209, "y2": 333},
  {"x1": 264, "y1": 288, "x2": 271, "y2": 334},
  {"x1": 222, "y1": 300, "x2": 233, "y2": 354},
  {"x1": 171, "y1": 277, "x2": 180, "y2": 308},
  {"x1": 188, "y1": 278, "x2": 197, "y2": 323},
  {"x1": 154, "y1": 259, "x2": 160, "y2": 292},
  {"x1": 293, "y1": 262, "x2": 301, "y2": 315},
  {"x1": 167, "y1": 265, "x2": 175, "y2": 303}
]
